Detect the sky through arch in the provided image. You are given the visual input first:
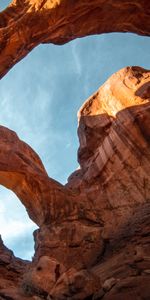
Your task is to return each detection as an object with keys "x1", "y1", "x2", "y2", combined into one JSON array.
[
  {"x1": 0, "y1": 186, "x2": 37, "y2": 260},
  {"x1": 0, "y1": 33, "x2": 149, "y2": 184}
]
